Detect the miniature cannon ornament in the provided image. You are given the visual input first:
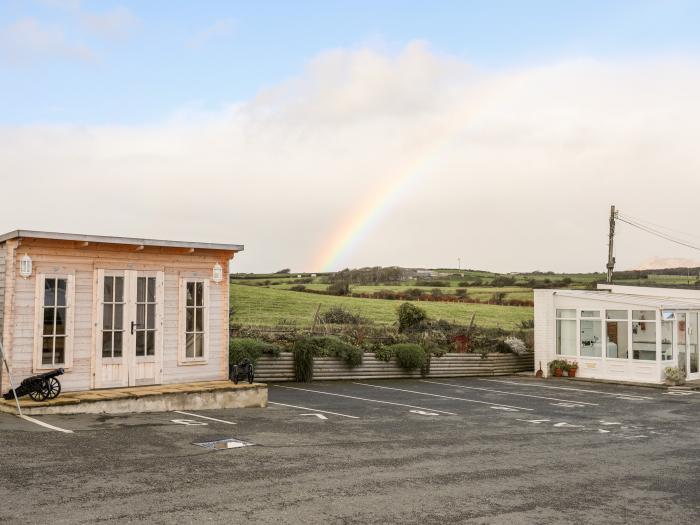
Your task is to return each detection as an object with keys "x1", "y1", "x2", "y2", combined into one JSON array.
[
  {"x1": 3, "y1": 368, "x2": 64, "y2": 402},
  {"x1": 229, "y1": 358, "x2": 254, "y2": 384}
]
